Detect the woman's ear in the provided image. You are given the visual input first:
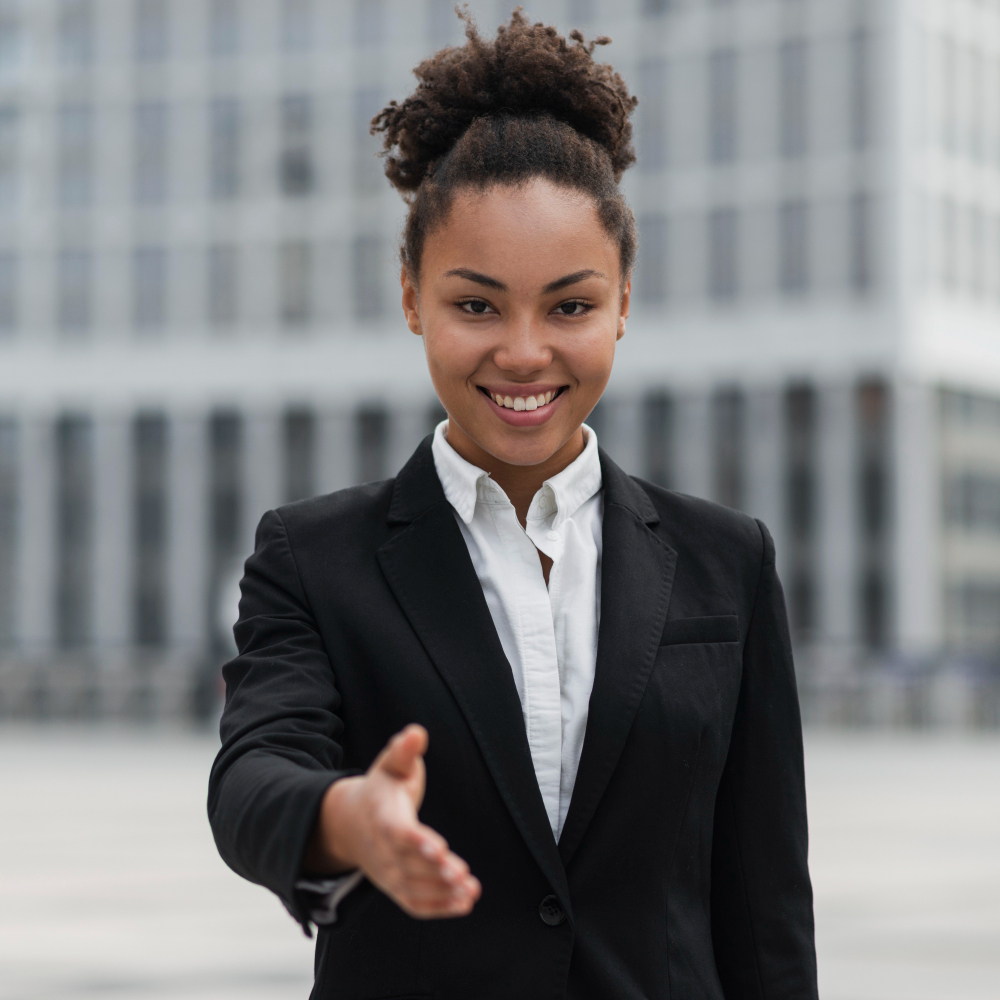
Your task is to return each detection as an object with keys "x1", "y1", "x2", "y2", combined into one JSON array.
[
  {"x1": 401, "y1": 266, "x2": 423, "y2": 337},
  {"x1": 617, "y1": 278, "x2": 631, "y2": 341}
]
